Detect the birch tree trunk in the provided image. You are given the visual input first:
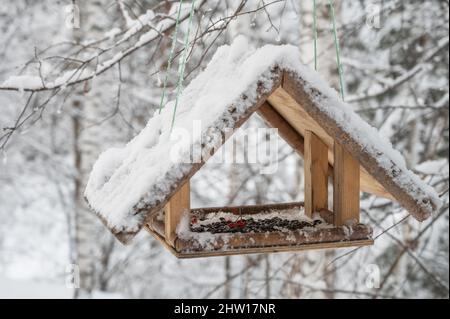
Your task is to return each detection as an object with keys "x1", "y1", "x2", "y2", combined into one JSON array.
[{"x1": 71, "y1": 0, "x2": 108, "y2": 298}]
